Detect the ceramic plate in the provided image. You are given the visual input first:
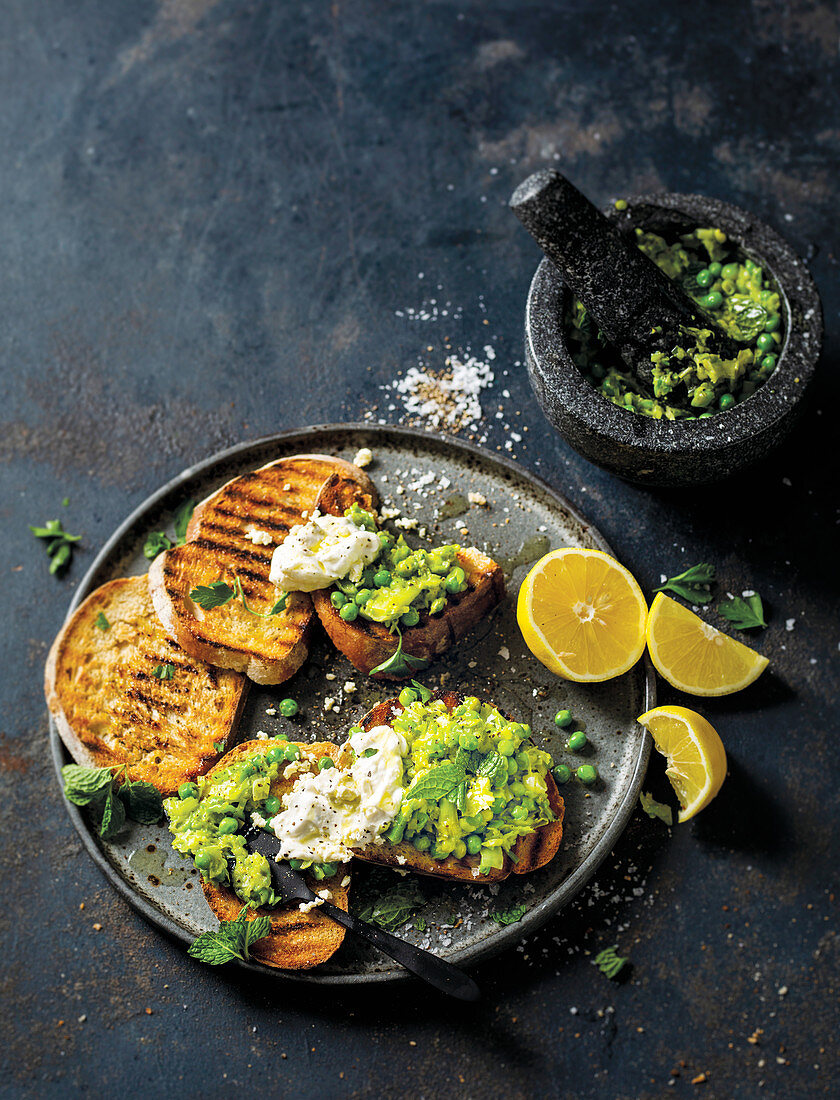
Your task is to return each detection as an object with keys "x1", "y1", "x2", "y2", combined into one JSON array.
[{"x1": 49, "y1": 425, "x2": 654, "y2": 984}]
